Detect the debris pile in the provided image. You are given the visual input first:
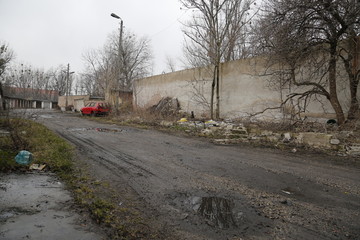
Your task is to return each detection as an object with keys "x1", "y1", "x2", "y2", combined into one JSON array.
[
  {"x1": 174, "y1": 118, "x2": 360, "y2": 156},
  {"x1": 149, "y1": 97, "x2": 180, "y2": 116}
]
